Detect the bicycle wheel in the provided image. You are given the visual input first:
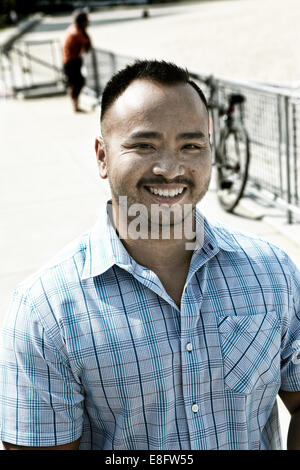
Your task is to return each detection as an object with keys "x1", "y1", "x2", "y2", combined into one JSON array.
[{"x1": 215, "y1": 127, "x2": 250, "y2": 212}]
